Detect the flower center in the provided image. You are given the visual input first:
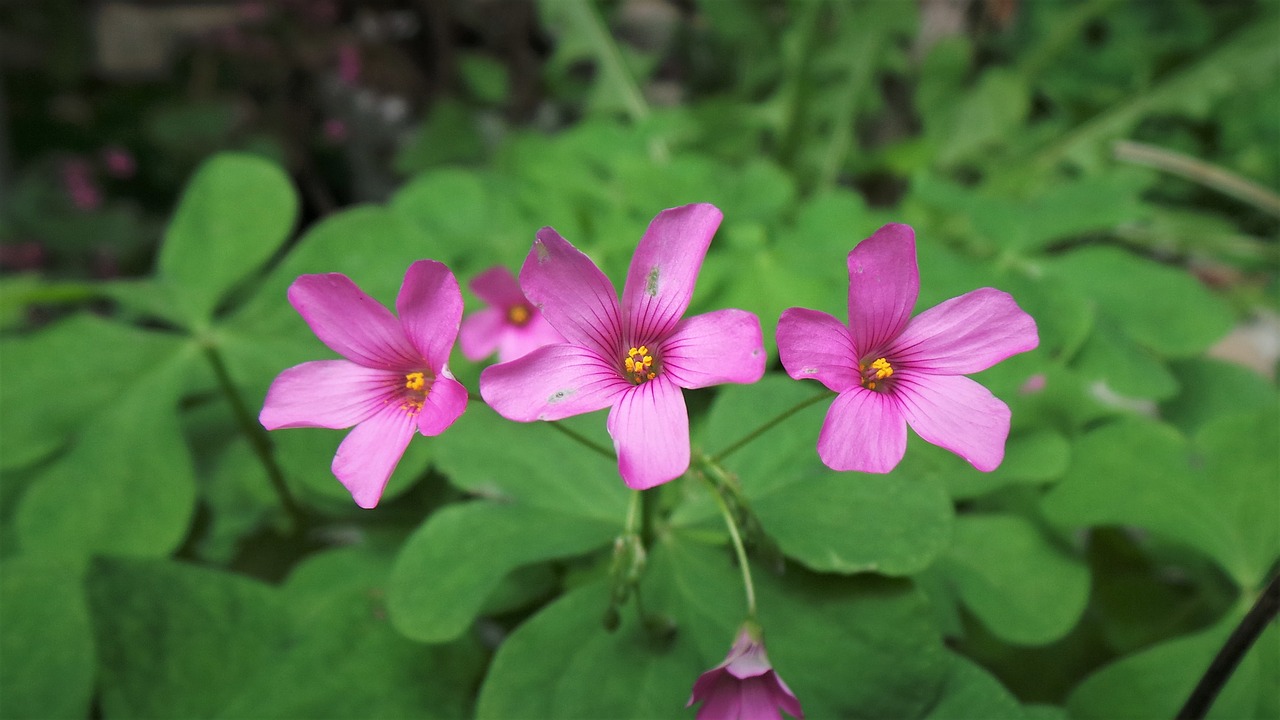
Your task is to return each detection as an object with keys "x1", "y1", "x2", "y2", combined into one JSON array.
[
  {"x1": 859, "y1": 357, "x2": 894, "y2": 391},
  {"x1": 622, "y1": 345, "x2": 660, "y2": 384},
  {"x1": 400, "y1": 371, "x2": 431, "y2": 413},
  {"x1": 507, "y1": 305, "x2": 531, "y2": 326}
]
